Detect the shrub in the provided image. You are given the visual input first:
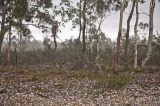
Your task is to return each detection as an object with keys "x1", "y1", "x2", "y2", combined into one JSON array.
[
  {"x1": 107, "y1": 72, "x2": 131, "y2": 89},
  {"x1": 95, "y1": 72, "x2": 131, "y2": 90}
]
